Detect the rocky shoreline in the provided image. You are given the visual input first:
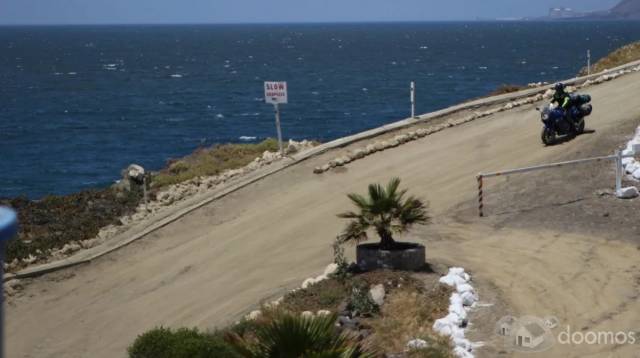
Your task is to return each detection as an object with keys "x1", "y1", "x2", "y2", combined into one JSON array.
[{"x1": 1, "y1": 139, "x2": 315, "y2": 279}]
